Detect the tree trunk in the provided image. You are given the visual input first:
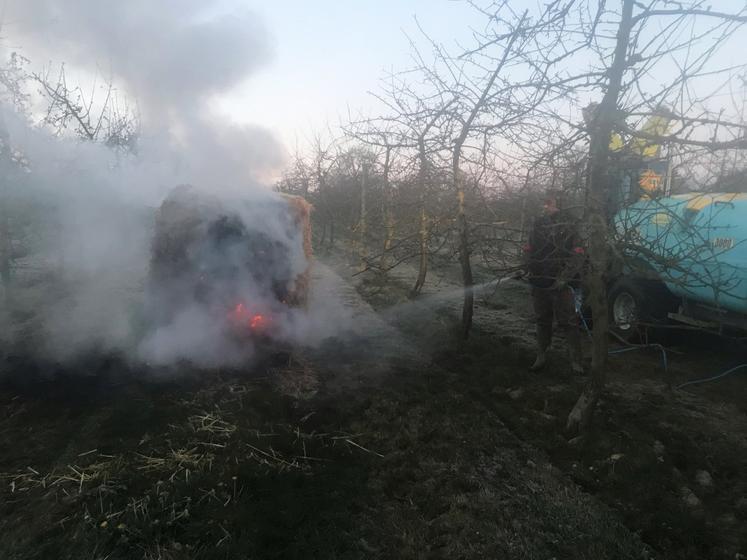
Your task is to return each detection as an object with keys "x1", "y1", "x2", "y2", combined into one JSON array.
[
  {"x1": 0, "y1": 201, "x2": 11, "y2": 301},
  {"x1": 319, "y1": 222, "x2": 328, "y2": 249},
  {"x1": 382, "y1": 199, "x2": 395, "y2": 271},
  {"x1": 381, "y1": 148, "x2": 394, "y2": 272},
  {"x1": 329, "y1": 218, "x2": 335, "y2": 247},
  {"x1": 411, "y1": 202, "x2": 428, "y2": 297},
  {"x1": 359, "y1": 163, "x2": 368, "y2": 272},
  {"x1": 317, "y1": 167, "x2": 334, "y2": 250},
  {"x1": 454, "y1": 162, "x2": 474, "y2": 338},
  {"x1": 518, "y1": 195, "x2": 528, "y2": 258},
  {"x1": 566, "y1": 0, "x2": 635, "y2": 436},
  {"x1": 448, "y1": 15, "x2": 525, "y2": 337},
  {"x1": 411, "y1": 142, "x2": 429, "y2": 297},
  {"x1": 0, "y1": 121, "x2": 12, "y2": 303}
]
